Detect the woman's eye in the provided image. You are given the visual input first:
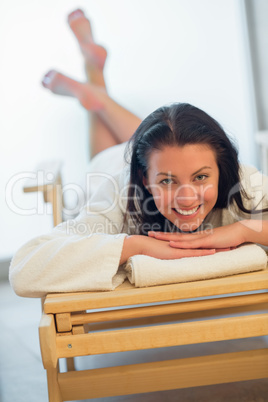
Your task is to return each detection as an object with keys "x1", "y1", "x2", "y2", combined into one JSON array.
[
  {"x1": 195, "y1": 174, "x2": 207, "y2": 181},
  {"x1": 161, "y1": 178, "x2": 174, "y2": 185}
]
